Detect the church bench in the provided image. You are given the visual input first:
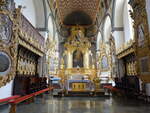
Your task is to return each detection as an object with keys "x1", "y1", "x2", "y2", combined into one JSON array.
[
  {"x1": 0, "y1": 95, "x2": 20, "y2": 105},
  {"x1": 9, "y1": 87, "x2": 53, "y2": 113}
]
